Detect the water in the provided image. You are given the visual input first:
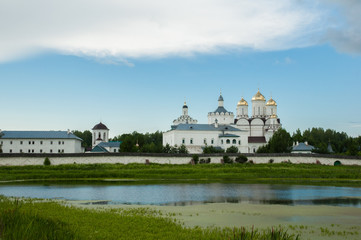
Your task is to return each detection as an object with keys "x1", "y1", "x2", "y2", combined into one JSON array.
[{"x1": 0, "y1": 183, "x2": 360, "y2": 207}]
